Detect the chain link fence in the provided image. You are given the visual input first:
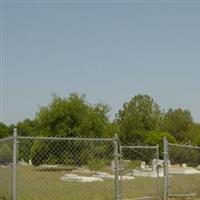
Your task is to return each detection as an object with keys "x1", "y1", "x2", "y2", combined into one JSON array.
[
  {"x1": 0, "y1": 136, "x2": 14, "y2": 200},
  {"x1": 17, "y1": 136, "x2": 117, "y2": 200},
  {"x1": 1, "y1": 130, "x2": 200, "y2": 200},
  {"x1": 167, "y1": 142, "x2": 200, "y2": 199},
  {"x1": 120, "y1": 145, "x2": 161, "y2": 200}
]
